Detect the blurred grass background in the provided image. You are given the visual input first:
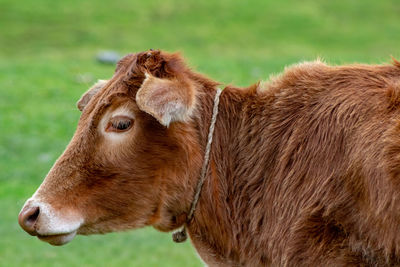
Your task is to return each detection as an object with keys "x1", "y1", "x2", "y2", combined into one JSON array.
[{"x1": 0, "y1": 0, "x2": 399, "y2": 266}]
